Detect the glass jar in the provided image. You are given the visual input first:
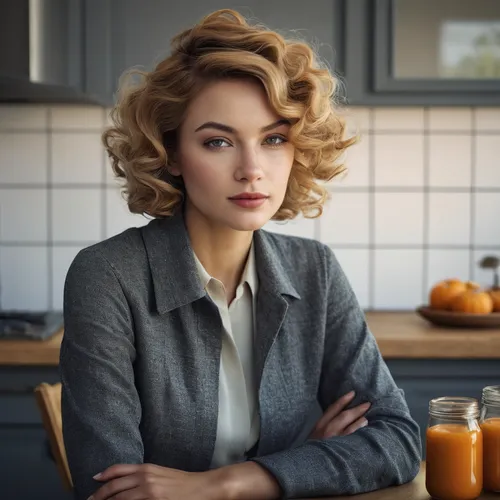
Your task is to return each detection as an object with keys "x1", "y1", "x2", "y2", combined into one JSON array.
[
  {"x1": 426, "y1": 397, "x2": 483, "y2": 500},
  {"x1": 480, "y1": 385, "x2": 500, "y2": 492}
]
